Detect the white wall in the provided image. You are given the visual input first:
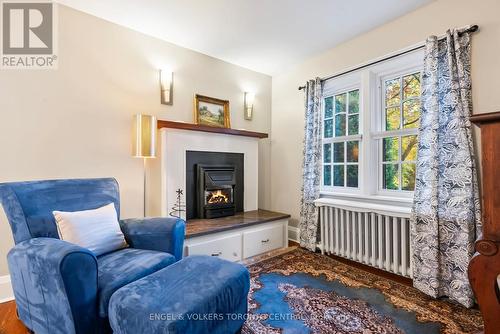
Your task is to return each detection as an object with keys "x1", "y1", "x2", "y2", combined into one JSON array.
[
  {"x1": 0, "y1": 5, "x2": 272, "y2": 276},
  {"x1": 270, "y1": 0, "x2": 500, "y2": 227}
]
